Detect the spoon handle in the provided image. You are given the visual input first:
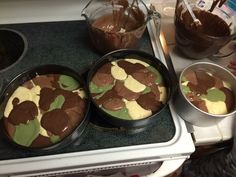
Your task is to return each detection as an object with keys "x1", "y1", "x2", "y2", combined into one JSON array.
[{"x1": 183, "y1": 0, "x2": 202, "y2": 25}]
